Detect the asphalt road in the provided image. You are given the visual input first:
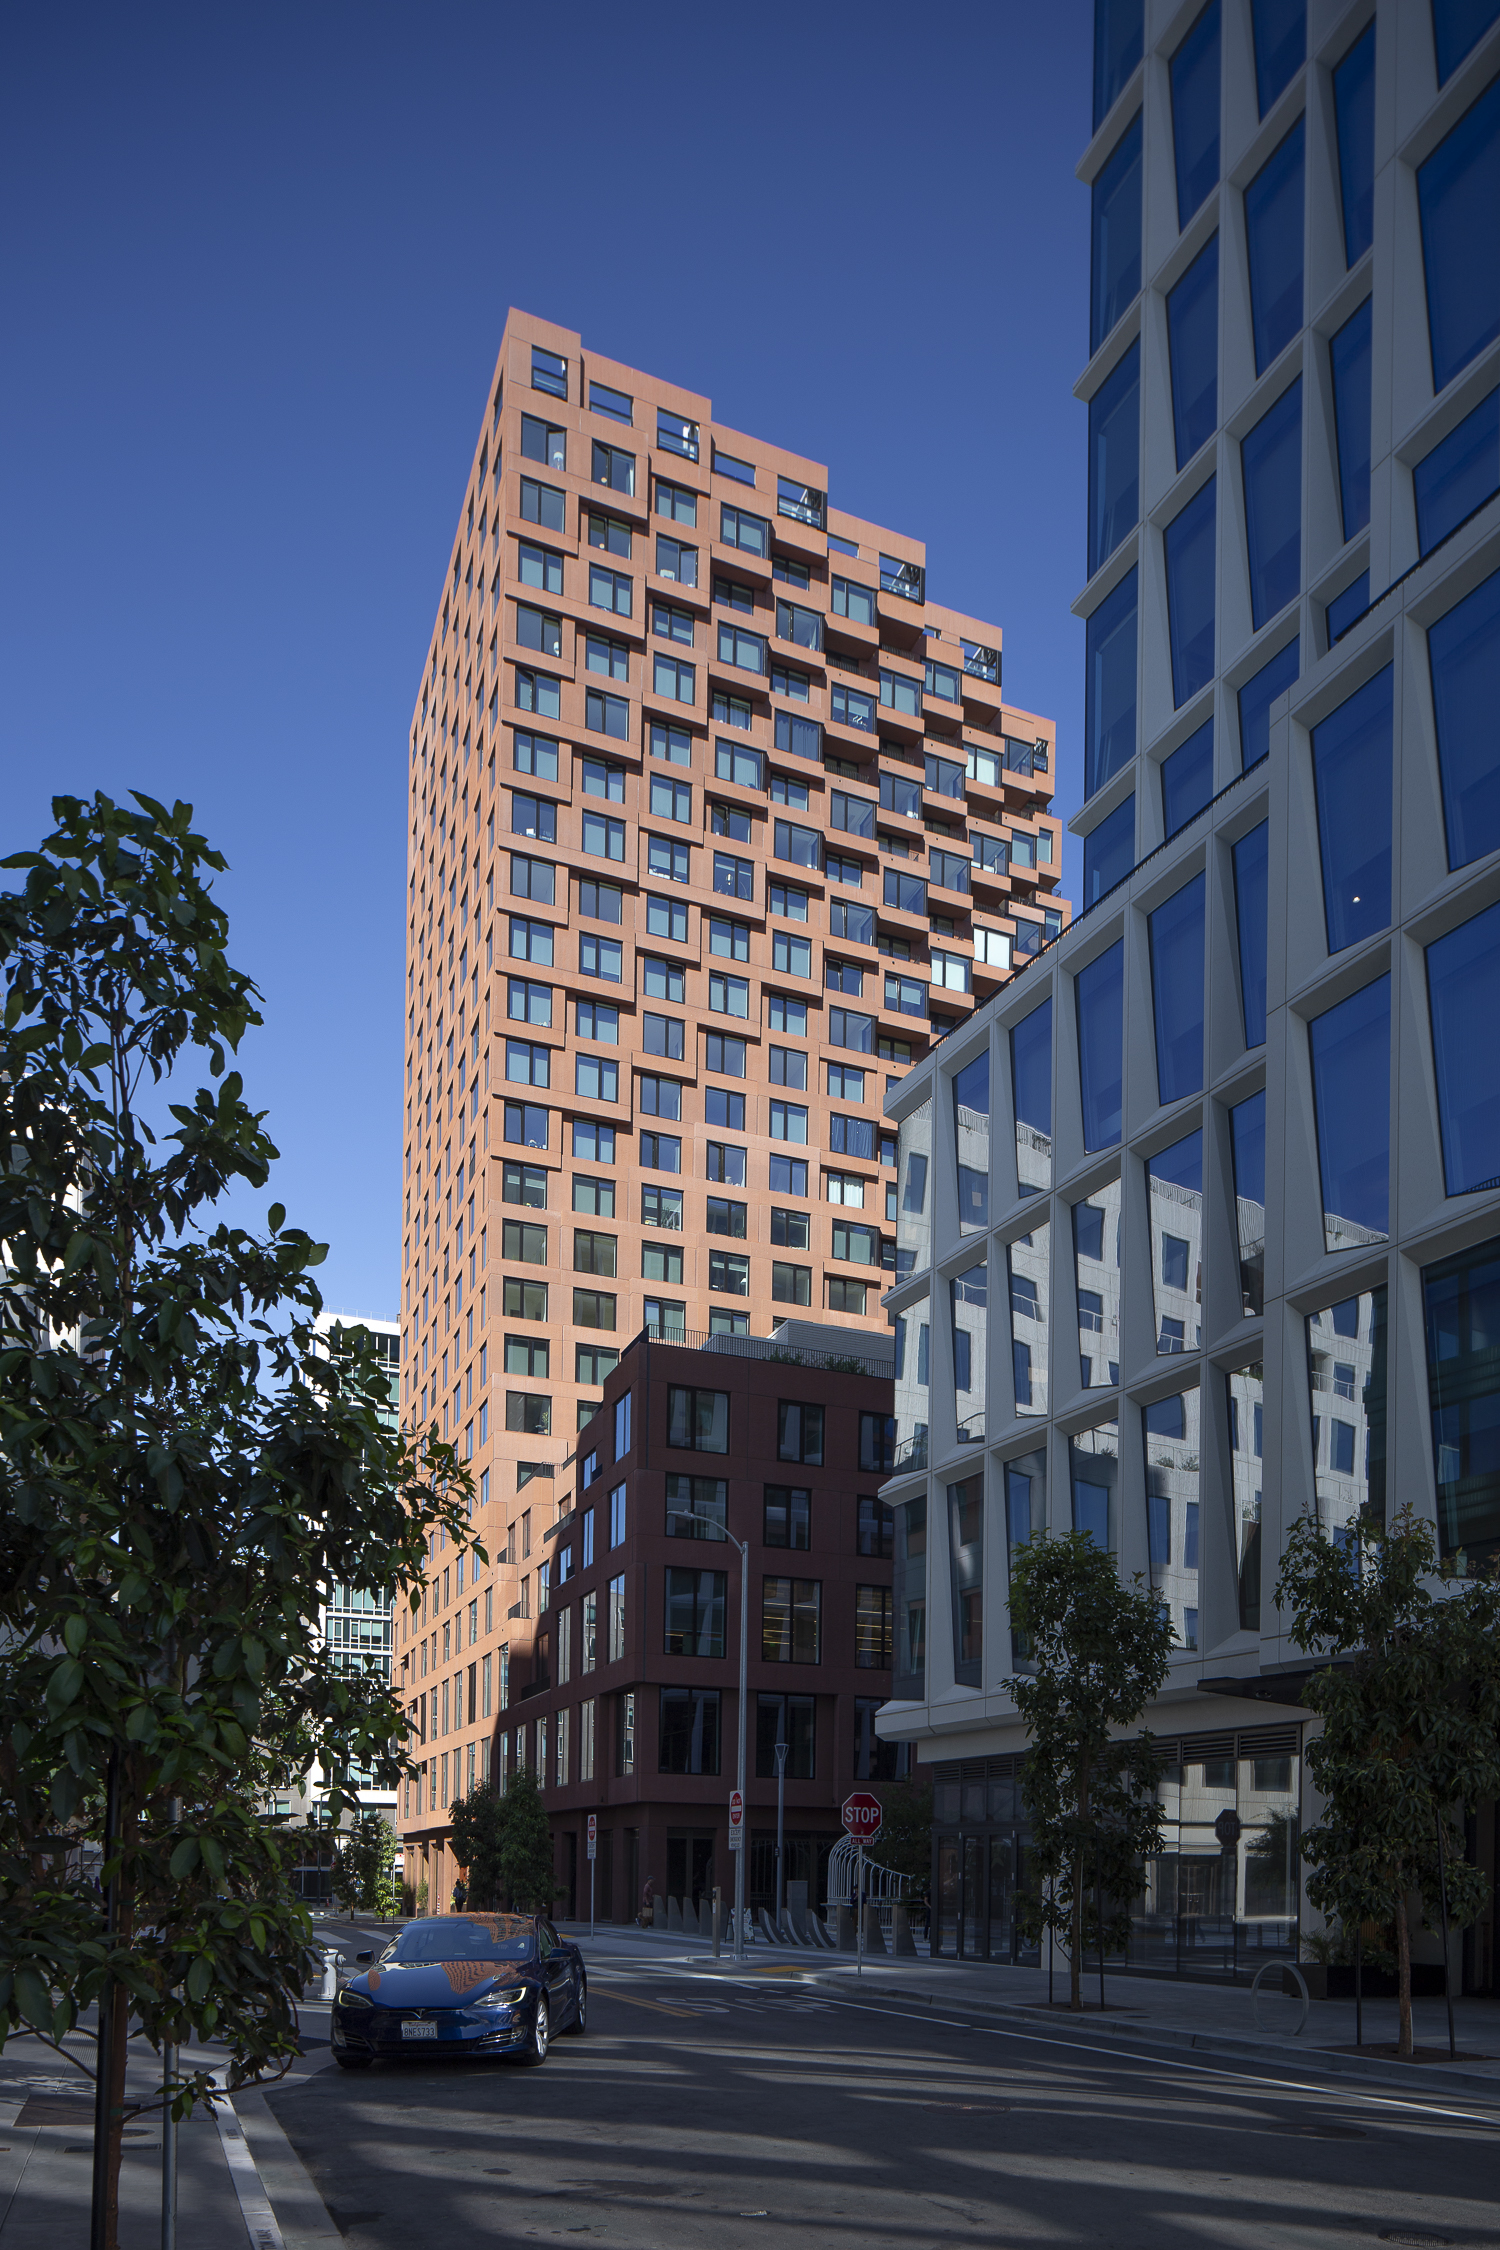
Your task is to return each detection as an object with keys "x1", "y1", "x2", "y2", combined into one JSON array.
[{"x1": 270, "y1": 1937, "x2": 1500, "y2": 2250}]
